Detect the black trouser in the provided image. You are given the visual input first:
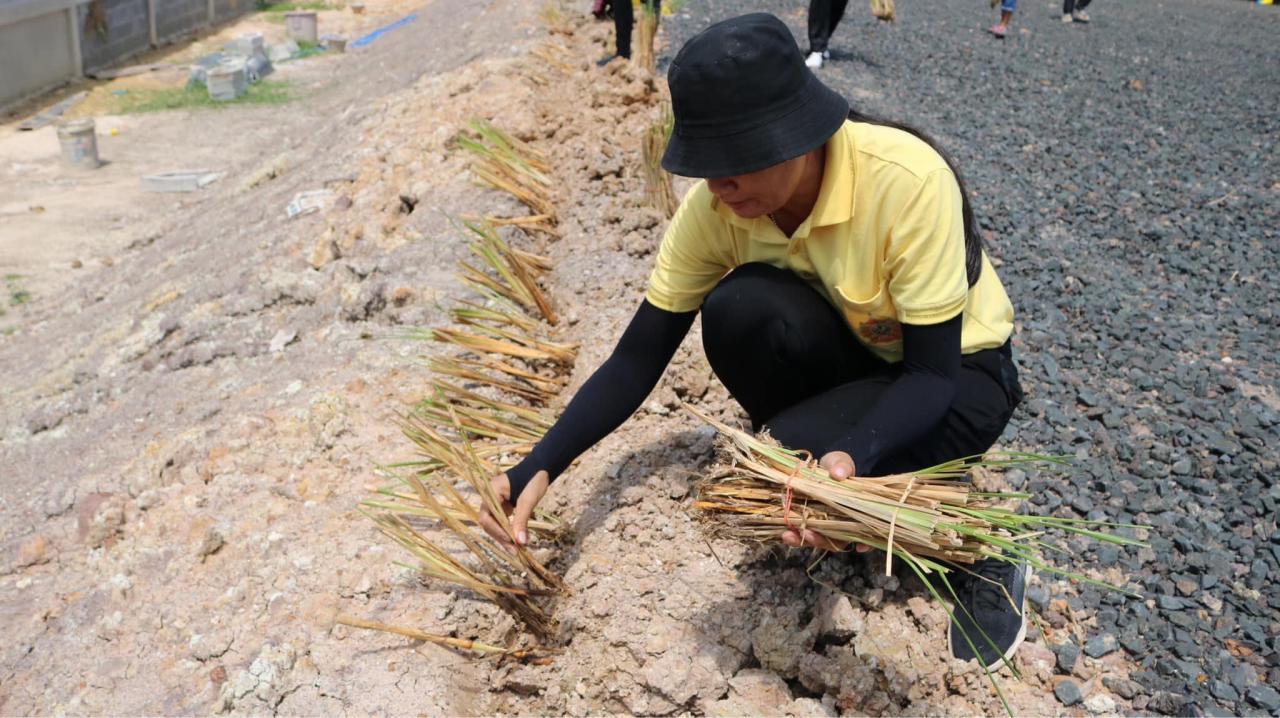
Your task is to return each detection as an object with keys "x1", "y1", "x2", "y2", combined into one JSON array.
[
  {"x1": 613, "y1": 0, "x2": 661, "y2": 58},
  {"x1": 700, "y1": 264, "x2": 1023, "y2": 475},
  {"x1": 1063, "y1": 0, "x2": 1092, "y2": 12},
  {"x1": 808, "y1": 0, "x2": 849, "y2": 55}
]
